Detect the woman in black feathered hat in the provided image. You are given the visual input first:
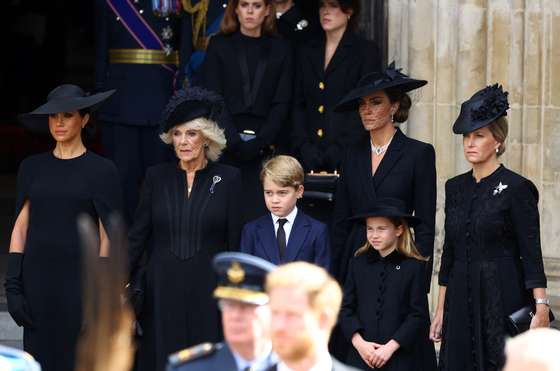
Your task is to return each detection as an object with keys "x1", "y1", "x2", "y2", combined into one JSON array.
[
  {"x1": 339, "y1": 198, "x2": 437, "y2": 371},
  {"x1": 6, "y1": 84, "x2": 123, "y2": 371},
  {"x1": 430, "y1": 84, "x2": 551, "y2": 370},
  {"x1": 330, "y1": 63, "x2": 436, "y2": 290},
  {"x1": 127, "y1": 87, "x2": 243, "y2": 371}
]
